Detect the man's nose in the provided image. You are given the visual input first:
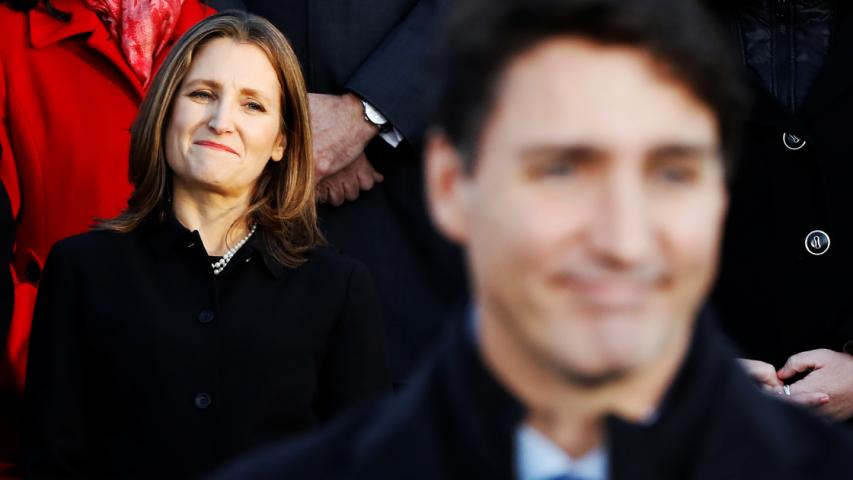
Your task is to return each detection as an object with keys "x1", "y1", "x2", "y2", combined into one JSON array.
[{"x1": 588, "y1": 173, "x2": 655, "y2": 266}]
